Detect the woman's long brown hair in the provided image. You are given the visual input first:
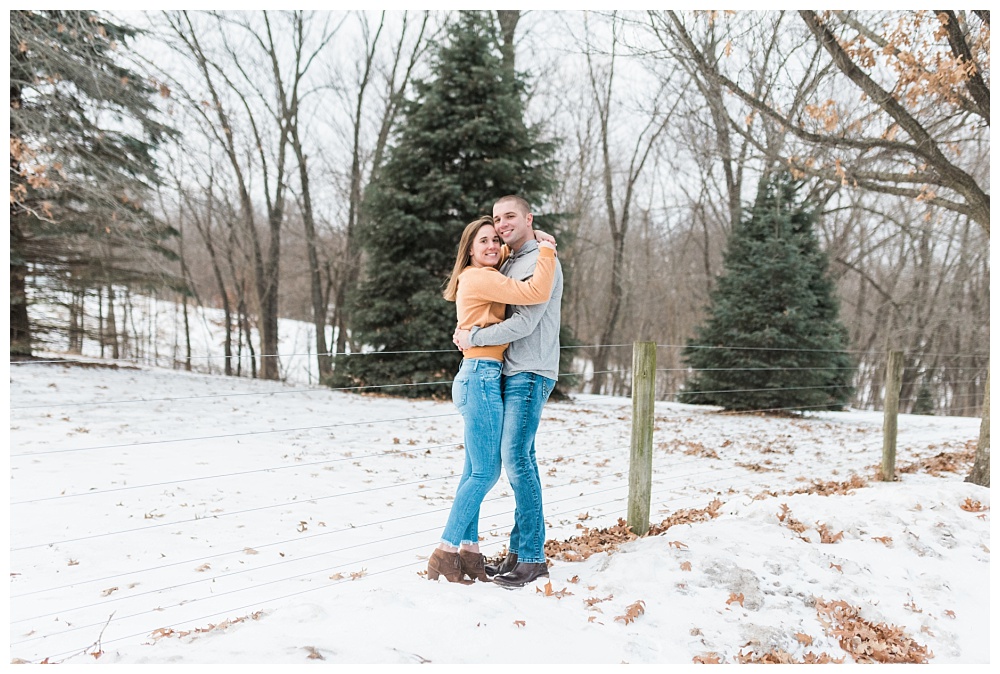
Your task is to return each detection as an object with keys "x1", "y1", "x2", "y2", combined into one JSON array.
[{"x1": 443, "y1": 215, "x2": 496, "y2": 302}]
